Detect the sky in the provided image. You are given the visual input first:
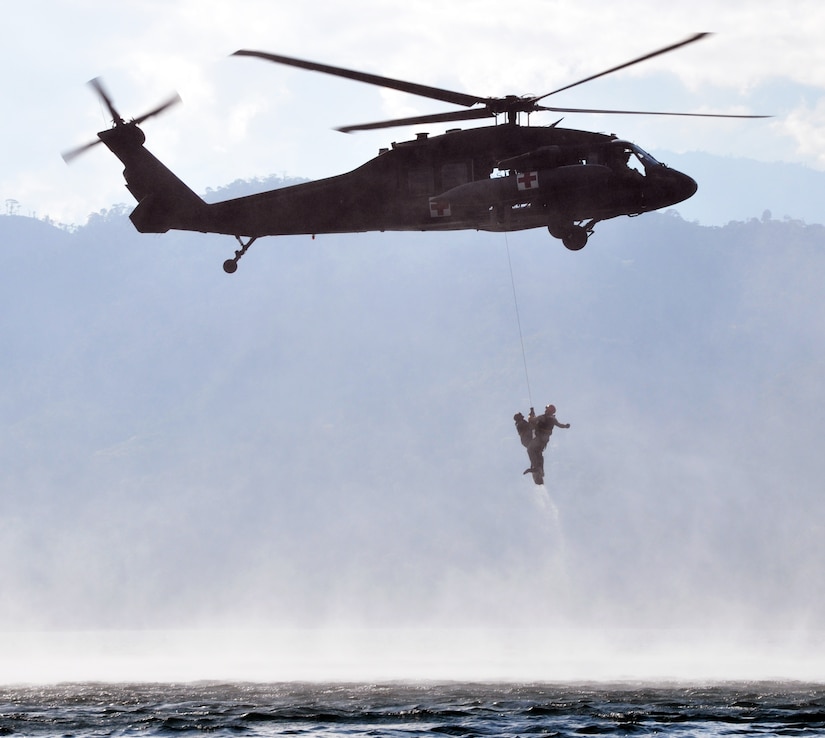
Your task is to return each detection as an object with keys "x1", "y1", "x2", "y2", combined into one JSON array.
[{"x1": 4, "y1": 0, "x2": 825, "y2": 224}]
